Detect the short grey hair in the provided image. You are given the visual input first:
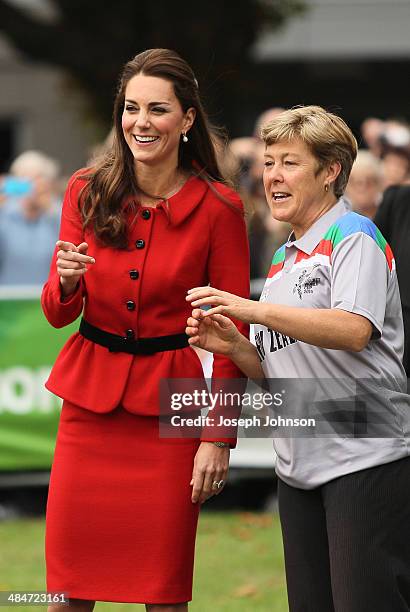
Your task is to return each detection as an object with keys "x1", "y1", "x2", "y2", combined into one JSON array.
[
  {"x1": 351, "y1": 150, "x2": 382, "y2": 179},
  {"x1": 10, "y1": 150, "x2": 60, "y2": 182}
]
